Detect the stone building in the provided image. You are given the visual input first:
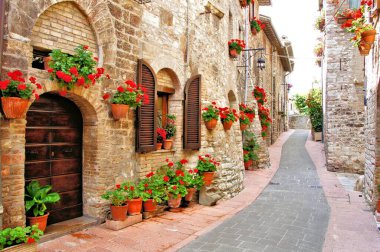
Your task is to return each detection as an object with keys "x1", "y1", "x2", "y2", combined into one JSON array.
[
  {"x1": 0, "y1": 0, "x2": 292, "y2": 230},
  {"x1": 321, "y1": 0, "x2": 365, "y2": 174}
]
